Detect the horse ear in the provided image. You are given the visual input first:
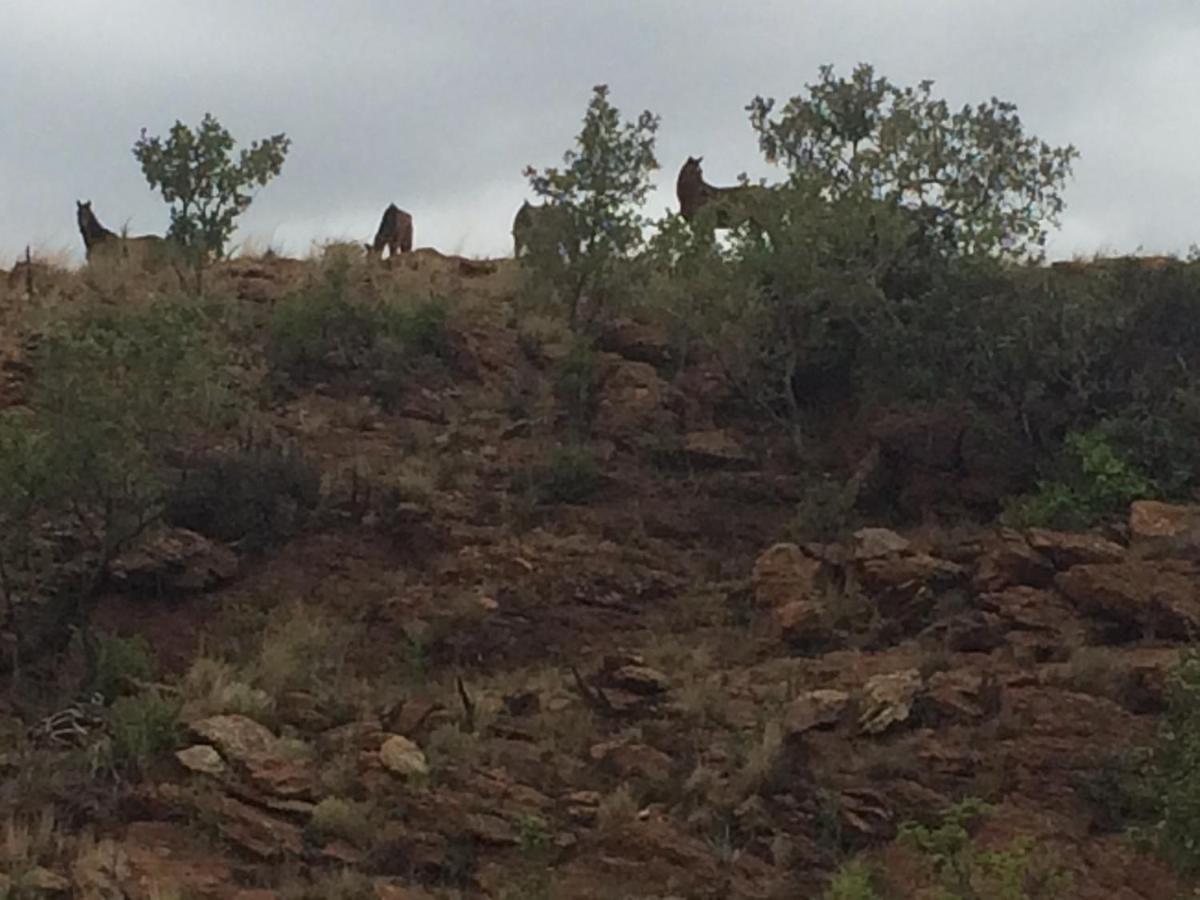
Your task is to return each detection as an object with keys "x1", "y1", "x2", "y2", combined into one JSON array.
[{"x1": 696, "y1": 156, "x2": 703, "y2": 165}]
